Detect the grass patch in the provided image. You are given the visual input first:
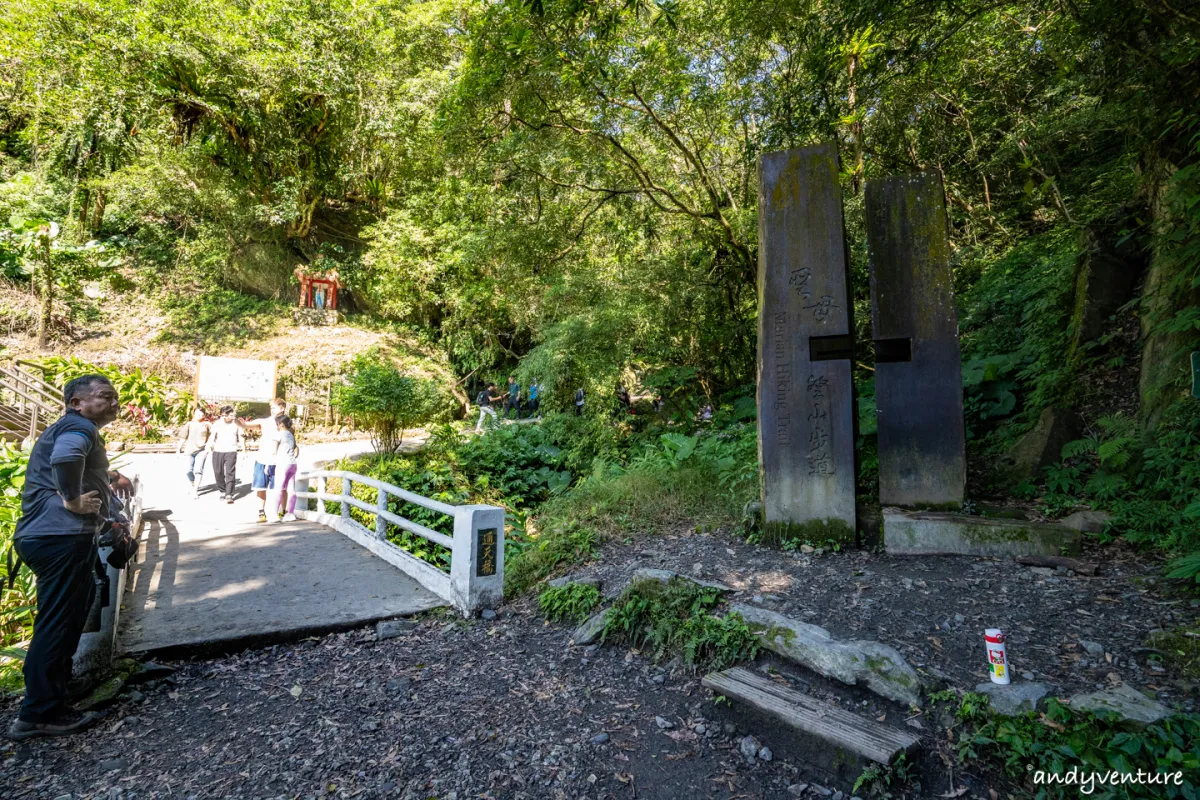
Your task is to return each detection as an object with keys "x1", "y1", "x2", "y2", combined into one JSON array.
[
  {"x1": 509, "y1": 426, "x2": 757, "y2": 594},
  {"x1": 537, "y1": 581, "x2": 601, "y2": 624},
  {"x1": 601, "y1": 577, "x2": 759, "y2": 672},
  {"x1": 1148, "y1": 627, "x2": 1200, "y2": 680},
  {"x1": 156, "y1": 286, "x2": 283, "y2": 352},
  {"x1": 931, "y1": 690, "x2": 1200, "y2": 798}
]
